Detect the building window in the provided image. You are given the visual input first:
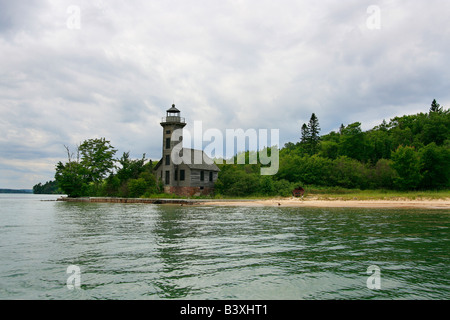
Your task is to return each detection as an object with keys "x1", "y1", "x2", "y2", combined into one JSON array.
[
  {"x1": 209, "y1": 171, "x2": 213, "y2": 182},
  {"x1": 165, "y1": 155, "x2": 170, "y2": 165},
  {"x1": 166, "y1": 130, "x2": 171, "y2": 134},
  {"x1": 200, "y1": 171, "x2": 204, "y2": 181},
  {"x1": 166, "y1": 138, "x2": 171, "y2": 149},
  {"x1": 165, "y1": 171, "x2": 170, "y2": 185},
  {"x1": 180, "y1": 170, "x2": 185, "y2": 181},
  {"x1": 174, "y1": 168, "x2": 178, "y2": 181}
]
